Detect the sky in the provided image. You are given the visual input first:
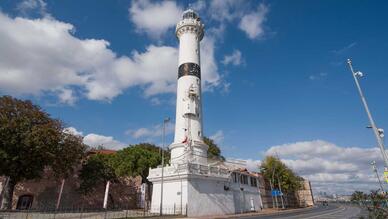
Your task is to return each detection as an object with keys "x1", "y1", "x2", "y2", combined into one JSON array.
[{"x1": 1, "y1": 0, "x2": 388, "y2": 195}]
